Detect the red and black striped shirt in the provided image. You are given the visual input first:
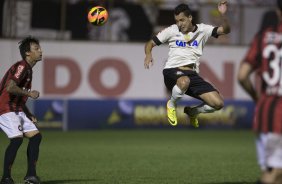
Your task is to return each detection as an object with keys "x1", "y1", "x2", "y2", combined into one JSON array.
[
  {"x1": 0, "y1": 60, "x2": 32, "y2": 115},
  {"x1": 243, "y1": 23, "x2": 282, "y2": 134}
]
